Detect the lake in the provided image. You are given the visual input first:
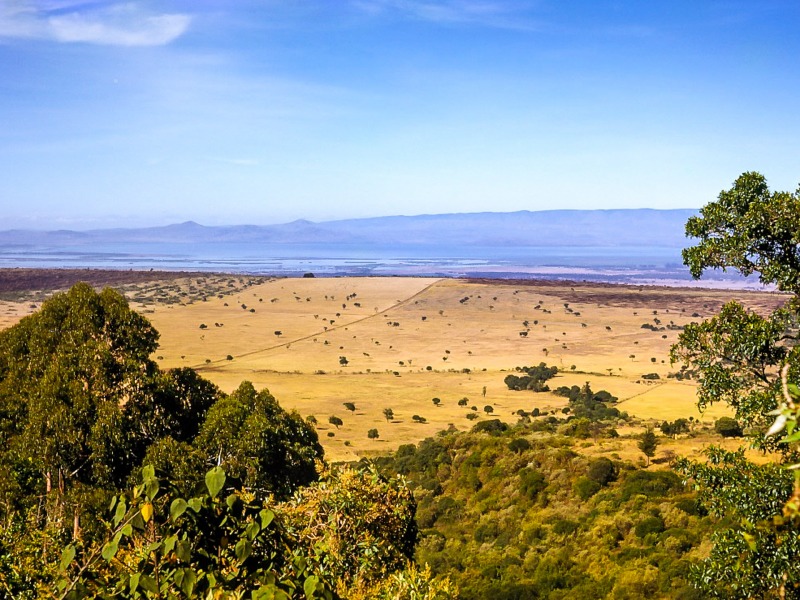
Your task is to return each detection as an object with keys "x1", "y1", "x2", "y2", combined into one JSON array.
[{"x1": 0, "y1": 241, "x2": 761, "y2": 288}]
